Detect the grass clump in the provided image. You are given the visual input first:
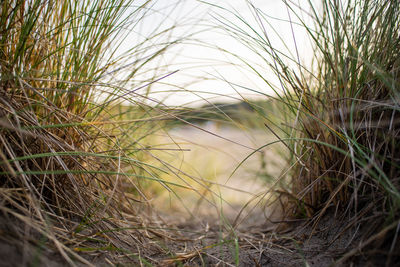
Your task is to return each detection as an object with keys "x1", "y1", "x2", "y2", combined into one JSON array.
[
  {"x1": 283, "y1": 0, "x2": 400, "y2": 228},
  {"x1": 0, "y1": 0, "x2": 181, "y2": 265},
  {"x1": 214, "y1": 0, "x2": 400, "y2": 263}
]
